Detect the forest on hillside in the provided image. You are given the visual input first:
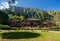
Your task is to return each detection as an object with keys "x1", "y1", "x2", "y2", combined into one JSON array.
[{"x1": 0, "y1": 7, "x2": 60, "y2": 30}]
